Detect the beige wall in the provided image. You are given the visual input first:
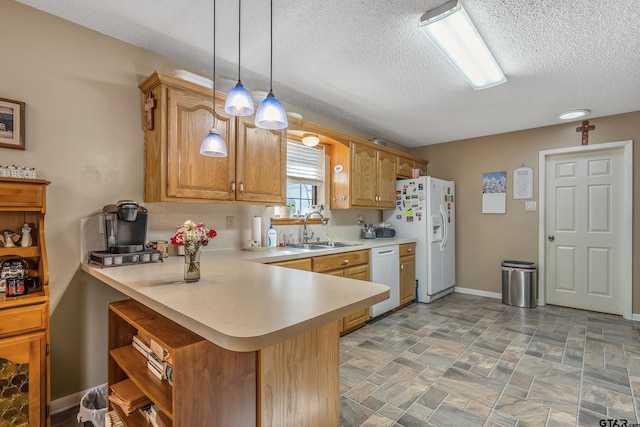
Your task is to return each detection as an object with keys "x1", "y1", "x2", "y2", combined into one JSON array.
[{"x1": 411, "y1": 112, "x2": 639, "y2": 311}]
